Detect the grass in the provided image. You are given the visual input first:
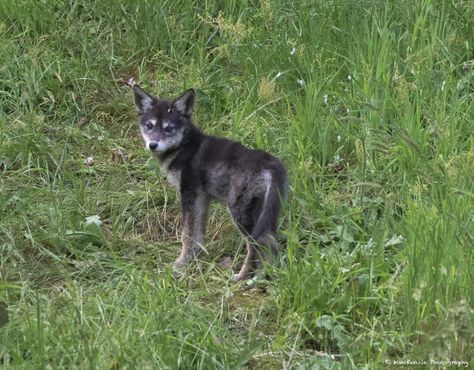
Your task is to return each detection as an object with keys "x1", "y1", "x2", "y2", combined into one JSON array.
[{"x1": 1, "y1": 0, "x2": 473, "y2": 368}]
